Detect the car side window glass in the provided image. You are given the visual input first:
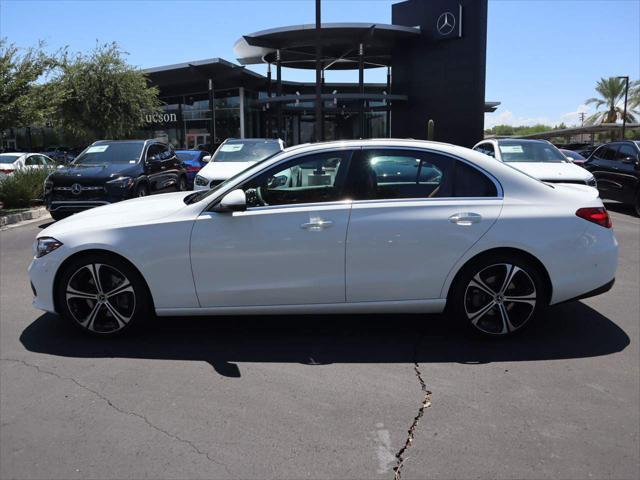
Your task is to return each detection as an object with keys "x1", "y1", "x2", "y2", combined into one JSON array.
[
  {"x1": 601, "y1": 144, "x2": 619, "y2": 161},
  {"x1": 616, "y1": 144, "x2": 638, "y2": 162},
  {"x1": 241, "y1": 150, "x2": 353, "y2": 208},
  {"x1": 475, "y1": 143, "x2": 495, "y2": 157},
  {"x1": 146, "y1": 145, "x2": 160, "y2": 161},
  {"x1": 347, "y1": 149, "x2": 453, "y2": 200},
  {"x1": 25, "y1": 155, "x2": 38, "y2": 166},
  {"x1": 453, "y1": 161, "x2": 498, "y2": 197}
]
